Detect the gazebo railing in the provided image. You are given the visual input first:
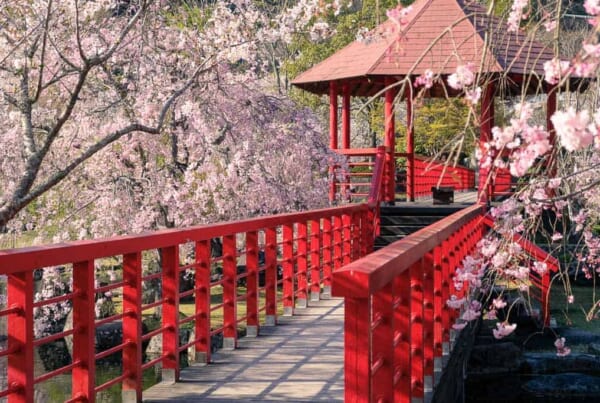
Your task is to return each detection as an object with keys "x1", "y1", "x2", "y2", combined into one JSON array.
[
  {"x1": 335, "y1": 147, "x2": 386, "y2": 203},
  {"x1": 410, "y1": 156, "x2": 476, "y2": 199}
]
